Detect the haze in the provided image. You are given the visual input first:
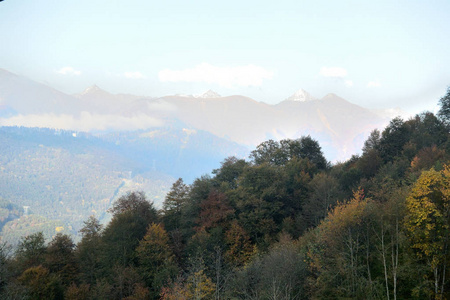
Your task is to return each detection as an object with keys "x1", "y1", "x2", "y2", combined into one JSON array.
[{"x1": 1, "y1": 0, "x2": 450, "y2": 115}]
